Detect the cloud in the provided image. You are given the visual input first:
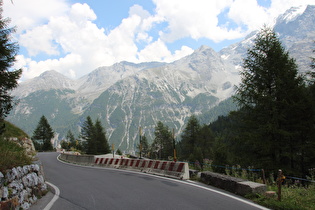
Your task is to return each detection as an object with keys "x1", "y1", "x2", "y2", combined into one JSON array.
[
  {"x1": 269, "y1": 0, "x2": 315, "y2": 18},
  {"x1": 13, "y1": 2, "x2": 194, "y2": 81},
  {"x1": 153, "y1": 0, "x2": 245, "y2": 42},
  {"x1": 137, "y1": 39, "x2": 194, "y2": 63},
  {"x1": 16, "y1": 54, "x2": 83, "y2": 80},
  {"x1": 19, "y1": 25, "x2": 57, "y2": 56},
  {"x1": 15, "y1": 3, "x2": 111, "y2": 80},
  {"x1": 227, "y1": 0, "x2": 315, "y2": 31},
  {"x1": 3, "y1": 0, "x2": 69, "y2": 32},
  {"x1": 228, "y1": 0, "x2": 270, "y2": 31},
  {"x1": 7, "y1": 0, "x2": 315, "y2": 81},
  {"x1": 153, "y1": 0, "x2": 315, "y2": 42}
]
